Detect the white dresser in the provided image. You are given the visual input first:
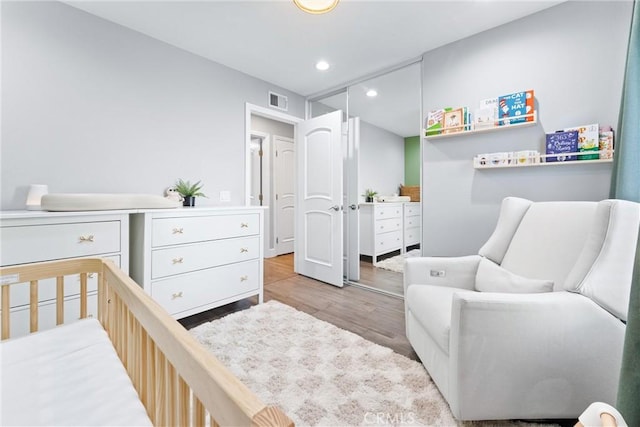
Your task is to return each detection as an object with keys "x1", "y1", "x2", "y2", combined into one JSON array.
[
  {"x1": 0, "y1": 211, "x2": 129, "y2": 338},
  {"x1": 403, "y1": 202, "x2": 421, "y2": 252},
  {"x1": 130, "y1": 207, "x2": 264, "y2": 319},
  {"x1": 359, "y1": 203, "x2": 404, "y2": 262}
]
